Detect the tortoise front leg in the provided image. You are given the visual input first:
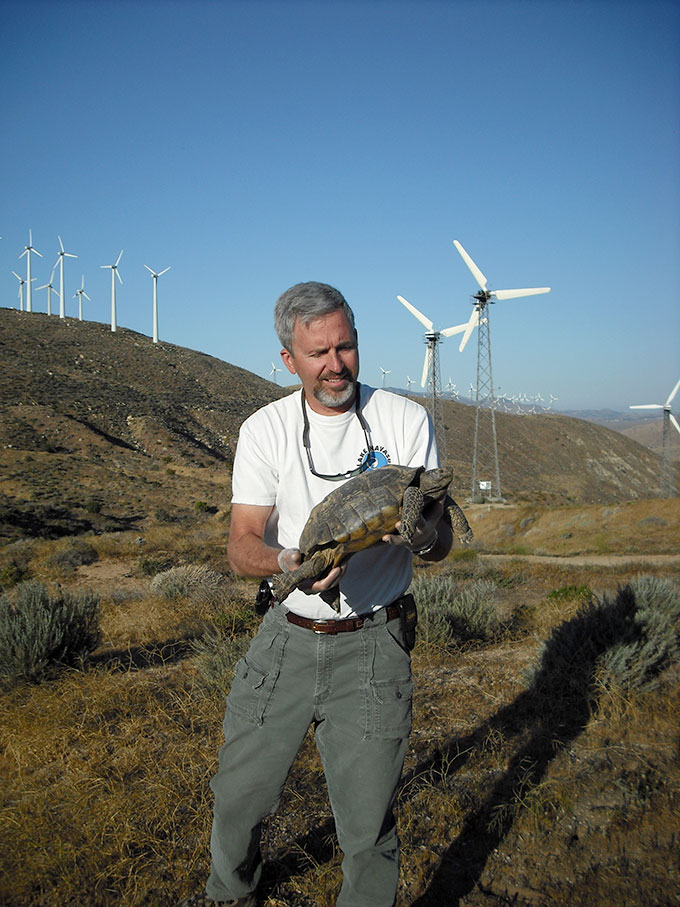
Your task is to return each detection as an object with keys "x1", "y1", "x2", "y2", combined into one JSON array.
[{"x1": 399, "y1": 485, "x2": 424, "y2": 544}]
